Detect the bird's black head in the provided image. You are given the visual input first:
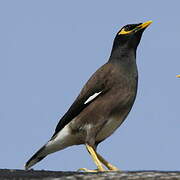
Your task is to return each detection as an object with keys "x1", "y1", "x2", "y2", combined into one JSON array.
[{"x1": 112, "y1": 21, "x2": 152, "y2": 53}]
